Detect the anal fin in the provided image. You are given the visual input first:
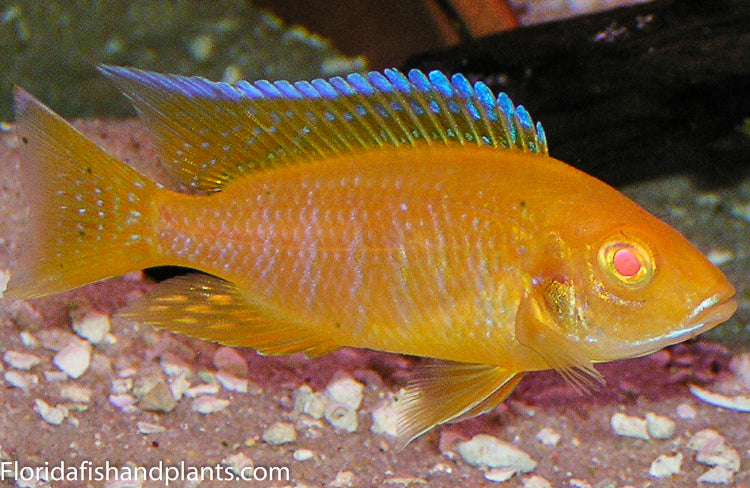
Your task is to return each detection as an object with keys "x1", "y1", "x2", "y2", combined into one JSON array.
[
  {"x1": 396, "y1": 361, "x2": 521, "y2": 448},
  {"x1": 118, "y1": 273, "x2": 338, "y2": 358}
]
